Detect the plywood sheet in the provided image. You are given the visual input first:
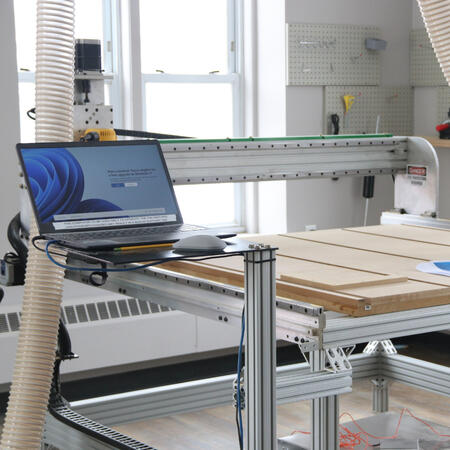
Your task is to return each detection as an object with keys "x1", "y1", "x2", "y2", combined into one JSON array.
[
  {"x1": 345, "y1": 224, "x2": 450, "y2": 246},
  {"x1": 281, "y1": 229, "x2": 450, "y2": 261},
  {"x1": 280, "y1": 273, "x2": 406, "y2": 291},
  {"x1": 159, "y1": 226, "x2": 450, "y2": 317},
  {"x1": 165, "y1": 254, "x2": 406, "y2": 290},
  {"x1": 252, "y1": 234, "x2": 450, "y2": 285}
]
